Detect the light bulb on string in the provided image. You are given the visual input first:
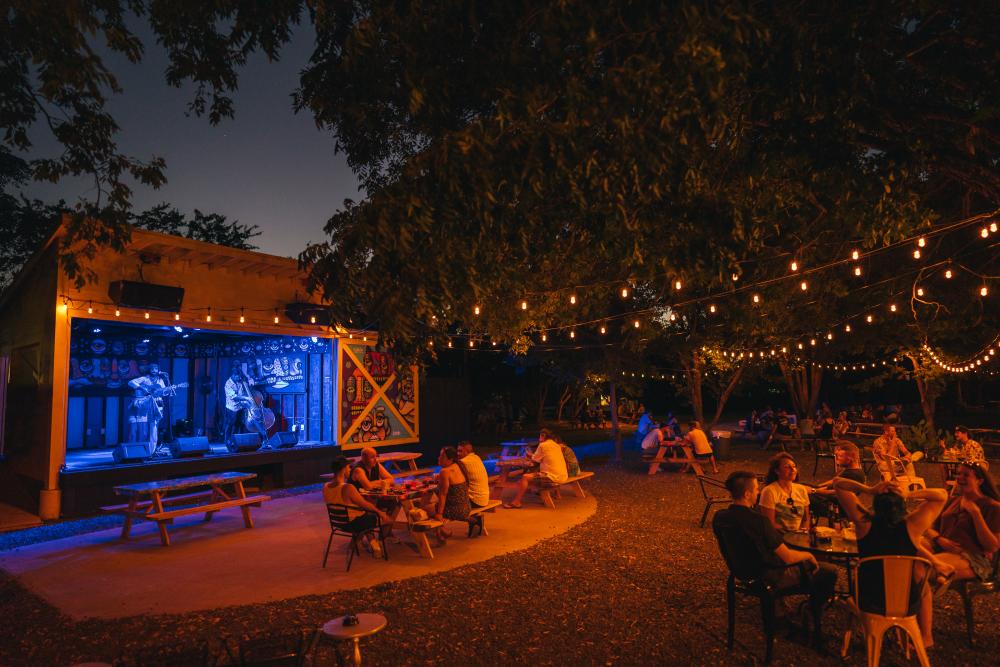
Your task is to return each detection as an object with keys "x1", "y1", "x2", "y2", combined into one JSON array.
[
  {"x1": 991, "y1": 222, "x2": 998, "y2": 233},
  {"x1": 569, "y1": 295, "x2": 576, "y2": 305},
  {"x1": 866, "y1": 314, "x2": 874, "y2": 323},
  {"x1": 709, "y1": 304, "x2": 716, "y2": 313},
  {"x1": 621, "y1": 287, "x2": 629, "y2": 298},
  {"x1": 827, "y1": 332, "x2": 833, "y2": 340},
  {"x1": 913, "y1": 249, "x2": 921, "y2": 259},
  {"x1": 310, "y1": 315, "x2": 316, "y2": 324},
  {"x1": 674, "y1": 279, "x2": 682, "y2": 290},
  {"x1": 520, "y1": 300, "x2": 528, "y2": 310},
  {"x1": 945, "y1": 269, "x2": 953, "y2": 279},
  {"x1": 981, "y1": 286, "x2": 989, "y2": 297},
  {"x1": 781, "y1": 346, "x2": 787, "y2": 353},
  {"x1": 87, "y1": 302, "x2": 93, "y2": 315},
  {"x1": 474, "y1": 305, "x2": 481, "y2": 315},
  {"x1": 633, "y1": 319, "x2": 640, "y2": 328},
  {"x1": 854, "y1": 266, "x2": 862, "y2": 277},
  {"x1": 569, "y1": 330, "x2": 576, "y2": 339},
  {"x1": 800, "y1": 281, "x2": 808, "y2": 291},
  {"x1": 917, "y1": 287, "x2": 925, "y2": 297},
  {"x1": 890, "y1": 303, "x2": 897, "y2": 312},
  {"x1": 448, "y1": 340, "x2": 453, "y2": 348},
  {"x1": 274, "y1": 313, "x2": 279, "y2": 324},
  {"x1": 144, "y1": 312, "x2": 150, "y2": 319},
  {"x1": 541, "y1": 333, "x2": 547, "y2": 342},
  {"x1": 491, "y1": 341, "x2": 497, "y2": 347},
  {"x1": 174, "y1": 313, "x2": 180, "y2": 321},
  {"x1": 115, "y1": 308, "x2": 120, "y2": 317},
  {"x1": 206, "y1": 309, "x2": 212, "y2": 323},
  {"x1": 752, "y1": 294, "x2": 761, "y2": 304},
  {"x1": 790, "y1": 260, "x2": 799, "y2": 272},
  {"x1": 917, "y1": 237, "x2": 926, "y2": 248},
  {"x1": 669, "y1": 312, "x2": 676, "y2": 321},
  {"x1": 731, "y1": 273, "x2": 739, "y2": 282},
  {"x1": 468, "y1": 339, "x2": 474, "y2": 348},
  {"x1": 851, "y1": 249, "x2": 860, "y2": 261},
  {"x1": 845, "y1": 324, "x2": 852, "y2": 332},
  {"x1": 810, "y1": 338, "x2": 816, "y2": 346},
  {"x1": 239, "y1": 308, "x2": 245, "y2": 324},
  {"x1": 600, "y1": 325, "x2": 606, "y2": 335},
  {"x1": 982, "y1": 227, "x2": 990, "y2": 239},
  {"x1": 797, "y1": 342, "x2": 804, "y2": 350}
]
